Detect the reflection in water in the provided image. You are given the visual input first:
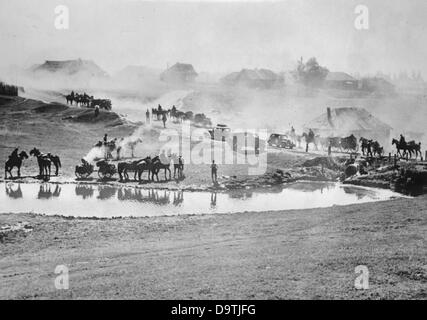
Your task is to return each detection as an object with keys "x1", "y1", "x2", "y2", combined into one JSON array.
[
  {"x1": 228, "y1": 190, "x2": 253, "y2": 200},
  {"x1": 343, "y1": 186, "x2": 378, "y2": 200},
  {"x1": 173, "y1": 191, "x2": 184, "y2": 206},
  {"x1": 0, "y1": 182, "x2": 405, "y2": 218},
  {"x1": 117, "y1": 188, "x2": 185, "y2": 206},
  {"x1": 97, "y1": 185, "x2": 117, "y2": 200},
  {"x1": 75, "y1": 185, "x2": 94, "y2": 199},
  {"x1": 5, "y1": 183, "x2": 22, "y2": 199},
  {"x1": 210, "y1": 192, "x2": 217, "y2": 208},
  {"x1": 38, "y1": 184, "x2": 61, "y2": 199},
  {"x1": 283, "y1": 182, "x2": 334, "y2": 193}
]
